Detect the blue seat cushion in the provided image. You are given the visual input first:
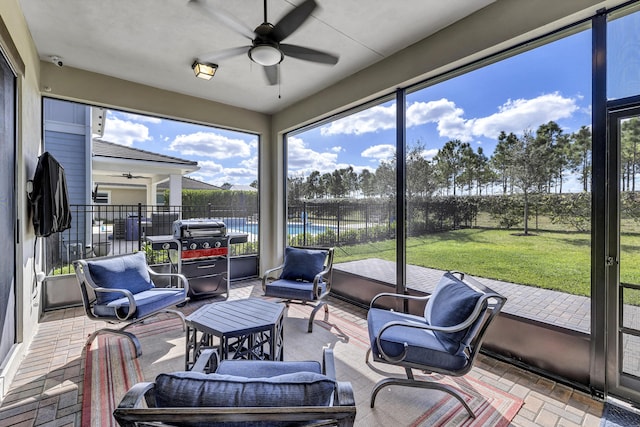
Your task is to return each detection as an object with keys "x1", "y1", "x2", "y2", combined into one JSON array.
[
  {"x1": 93, "y1": 288, "x2": 185, "y2": 319},
  {"x1": 280, "y1": 247, "x2": 327, "y2": 282},
  {"x1": 154, "y1": 371, "x2": 336, "y2": 409},
  {"x1": 264, "y1": 279, "x2": 325, "y2": 301},
  {"x1": 367, "y1": 307, "x2": 470, "y2": 372},
  {"x1": 424, "y1": 272, "x2": 484, "y2": 355},
  {"x1": 87, "y1": 252, "x2": 154, "y2": 305},
  {"x1": 216, "y1": 360, "x2": 322, "y2": 378}
]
